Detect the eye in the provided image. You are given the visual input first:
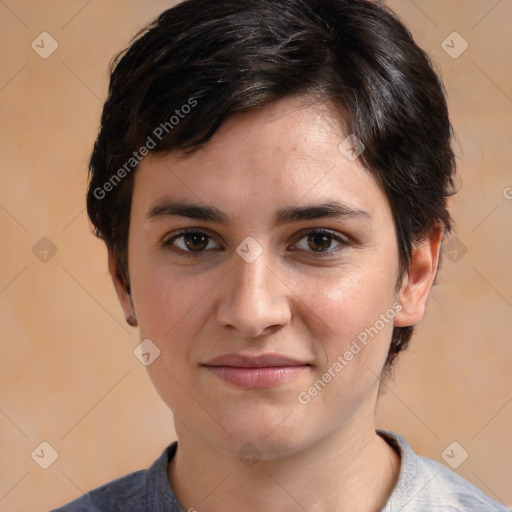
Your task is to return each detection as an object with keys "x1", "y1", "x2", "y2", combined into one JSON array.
[
  {"x1": 292, "y1": 229, "x2": 348, "y2": 255},
  {"x1": 162, "y1": 228, "x2": 348, "y2": 257},
  {"x1": 162, "y1": 229, "x2": 221, "y2": 255}
]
